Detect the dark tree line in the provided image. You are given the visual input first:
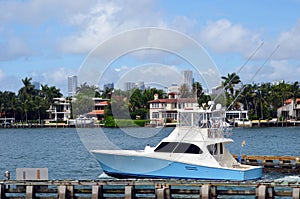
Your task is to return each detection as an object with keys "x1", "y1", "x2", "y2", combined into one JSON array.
[
  {"x1": 0, "y1": 77, "x2": 62, "y2": 123},
  {"x1": 221, "y1": 73, "x2": 300, "y2": 120}
]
